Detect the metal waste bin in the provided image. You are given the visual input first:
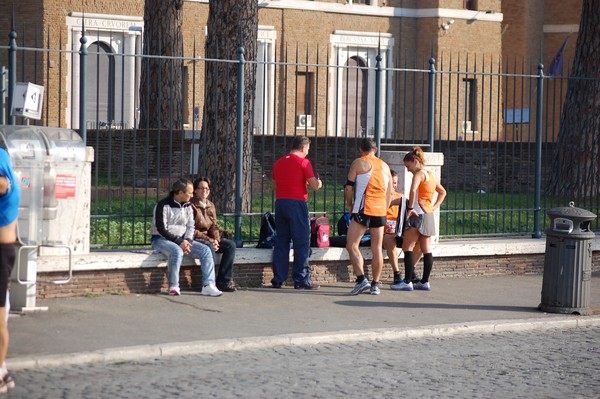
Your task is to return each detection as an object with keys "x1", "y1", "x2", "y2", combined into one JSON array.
[
  {"x1": 0, "y1": 125, "x2": 88, "y2": 311},
  {"x1": 539, "y1": 202, "x2": 597, "y2": 315}
]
